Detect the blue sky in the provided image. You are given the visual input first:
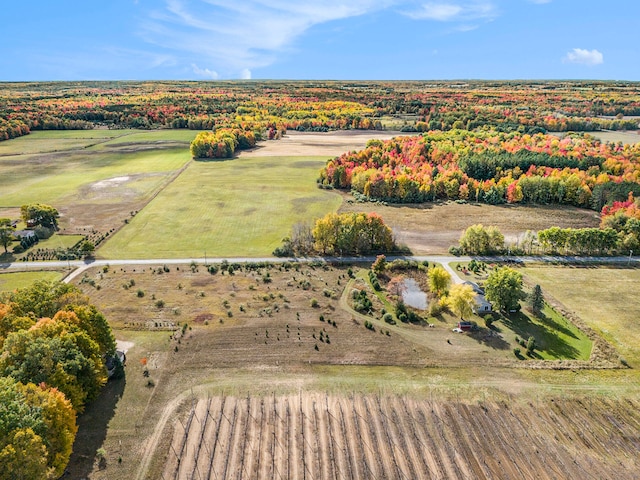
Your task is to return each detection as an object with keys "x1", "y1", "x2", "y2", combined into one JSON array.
[{"x1": 1, "y1": 0, "x2": 638, "y2": 81}]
